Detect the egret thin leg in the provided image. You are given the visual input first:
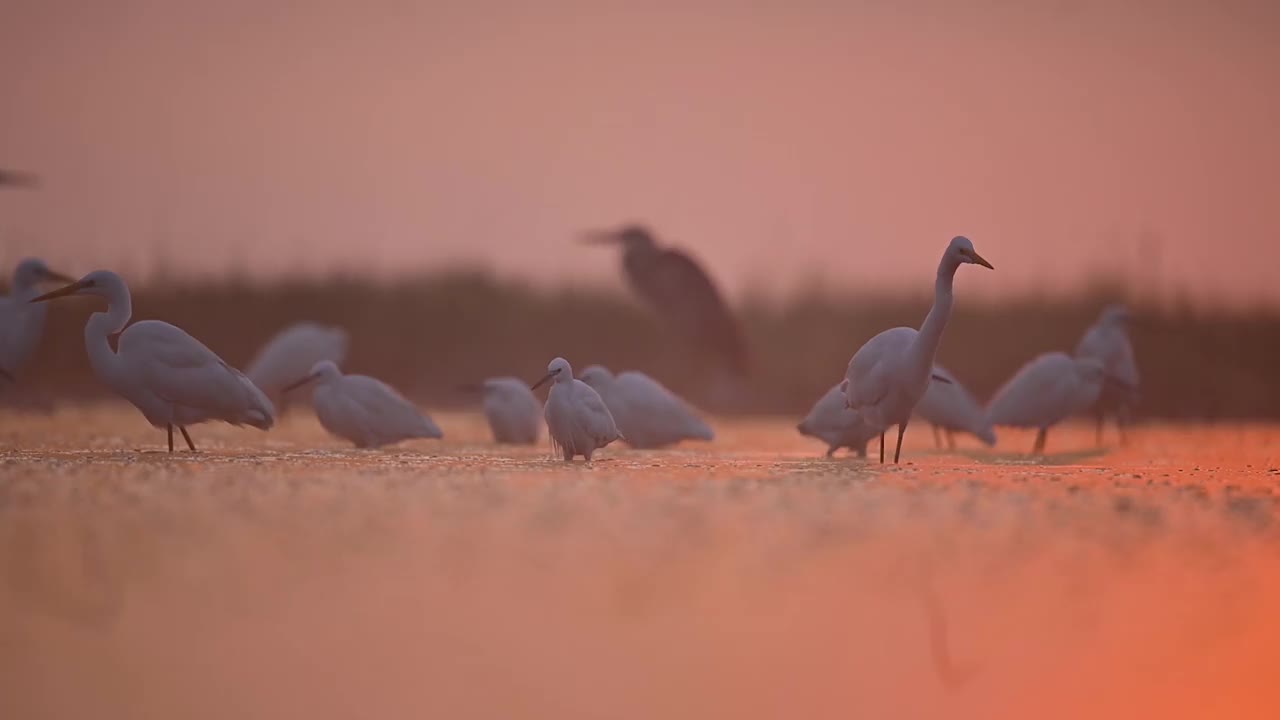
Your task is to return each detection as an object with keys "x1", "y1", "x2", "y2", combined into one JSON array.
[
  {"x1": 894, "y1": 422, "x2": 909, "y2": 464},
  {"x1": 167, "y1": 424, "x2": 174, "y2": 453},
  {"x1": 1033, "y1": 428, "x2": 1047, "y2": 455},
  {"x1": 931, "y1": 425, "x2": 942, "y2": 449},
  {"x1": 179, "y1": 426, "x2": 196, "y2": 452},
  {"x1": 946, "y1": 430, "x2": 956, "y2": 451},
  {"x1": 879, "y1": 432, "x2": 885, "y2": 464}
]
